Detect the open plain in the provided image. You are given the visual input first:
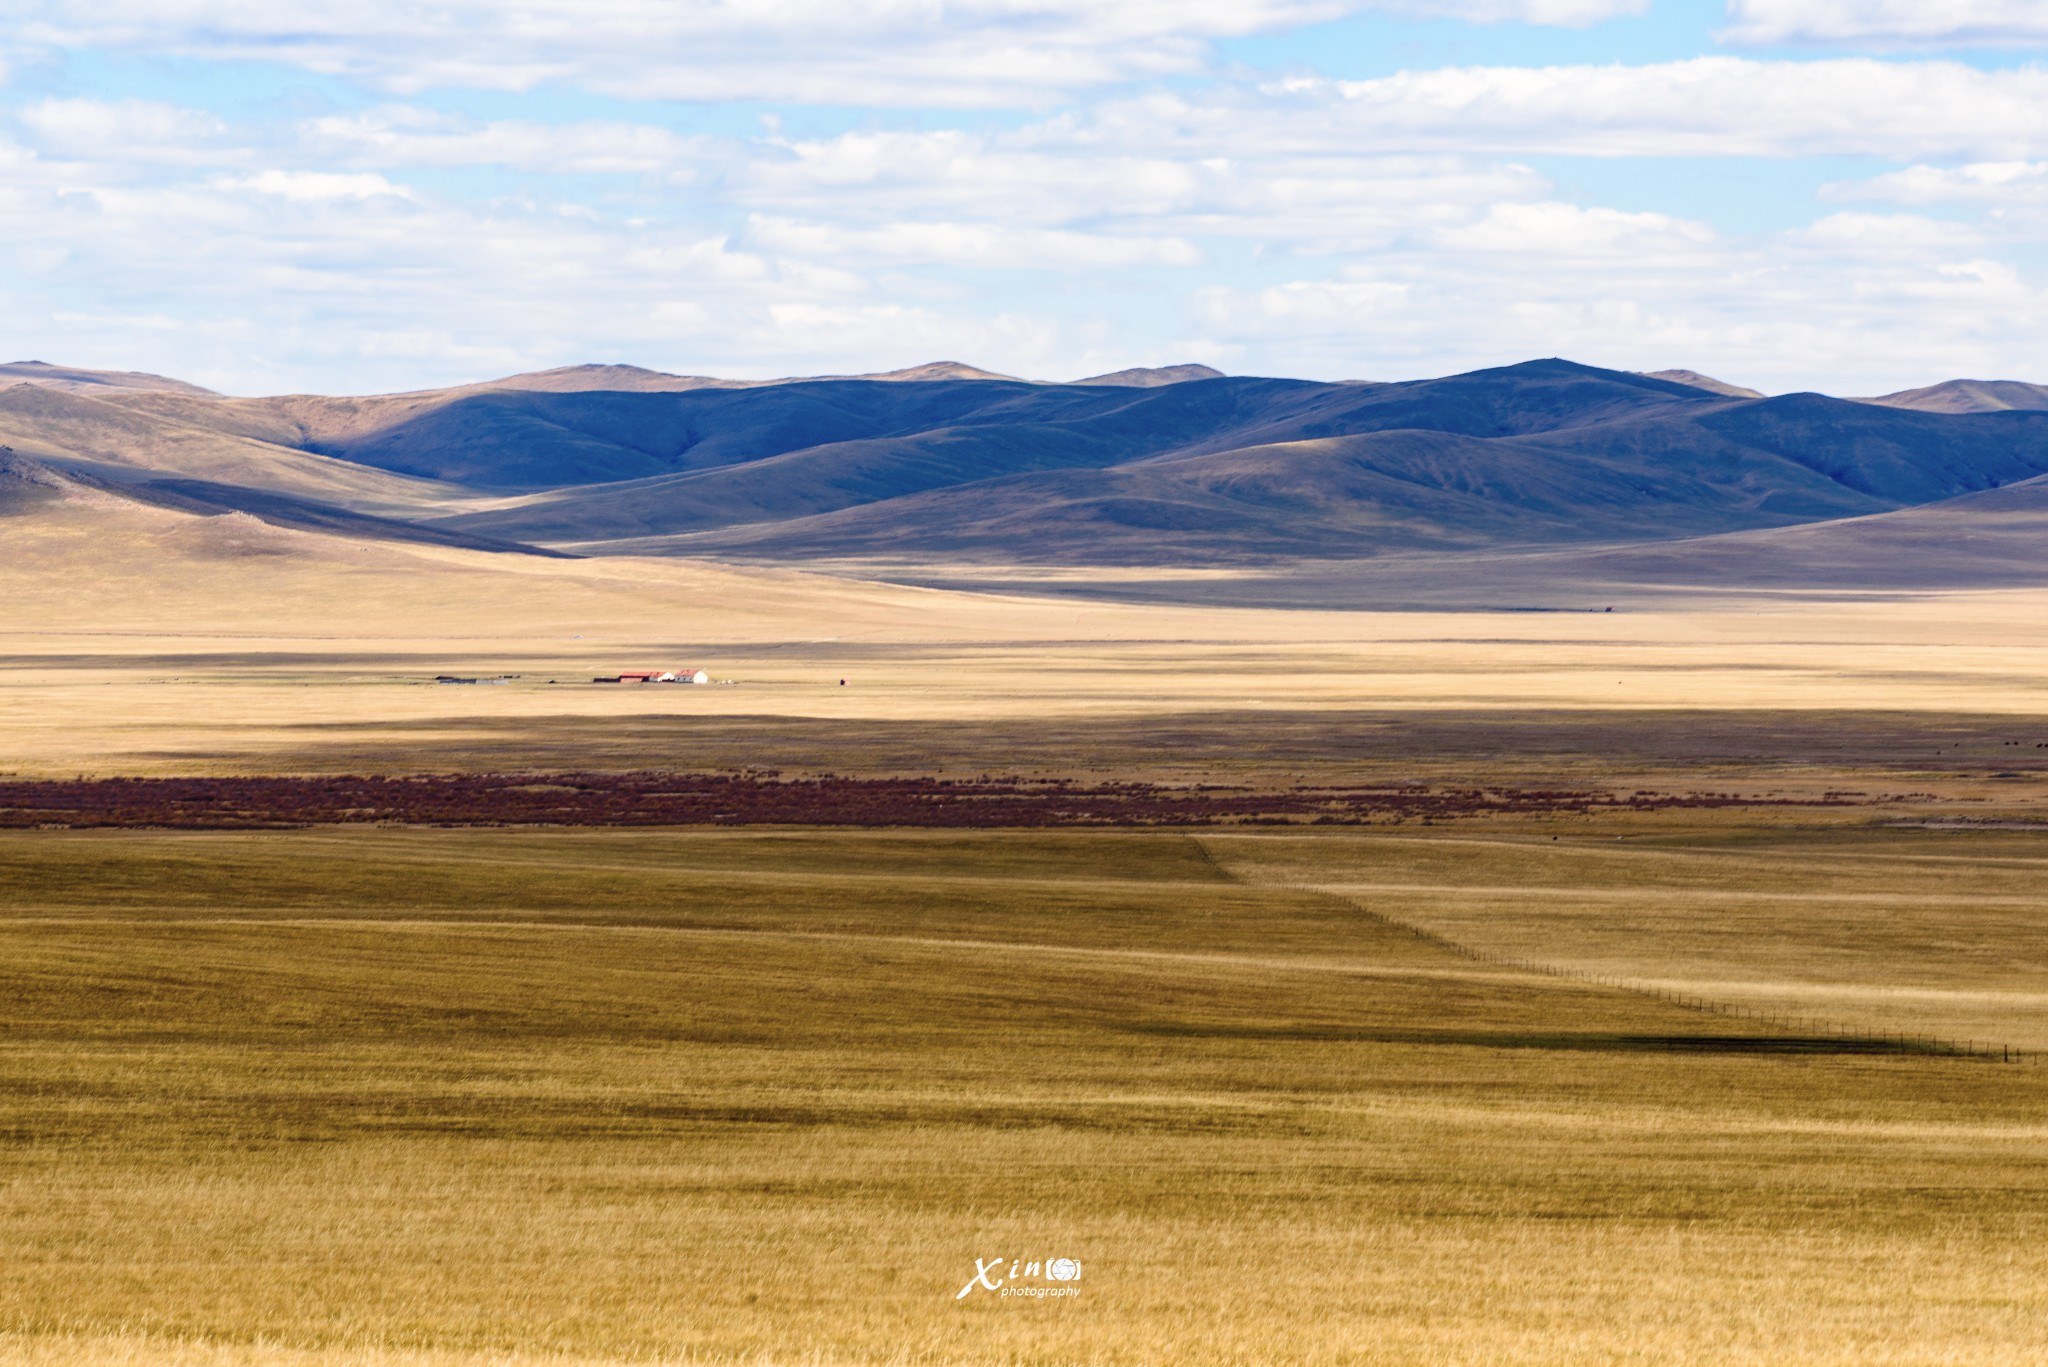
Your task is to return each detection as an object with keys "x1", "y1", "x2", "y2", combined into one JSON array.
[
  {"x1": 7, "y1": 417, "x2": 2048, "y2": 1364},
  {"x1": 8, "y1": 480, "x2": 2048, "y2": 788},
  {"x1": 2, "y1": 824, "x2": 2047, "y2": 1366}
]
